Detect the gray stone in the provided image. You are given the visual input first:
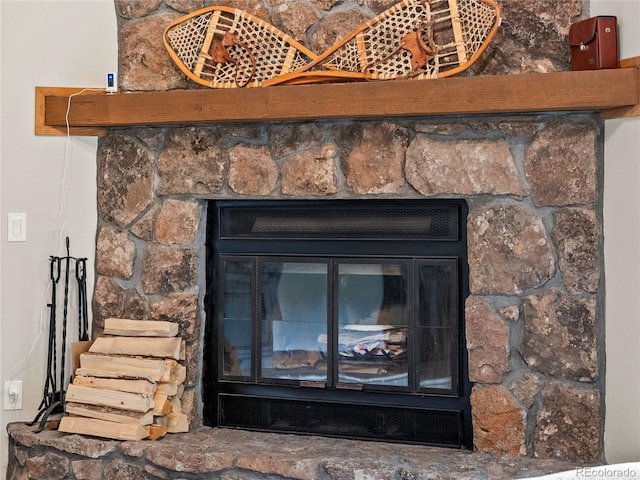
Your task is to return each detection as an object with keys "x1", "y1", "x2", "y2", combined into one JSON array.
[
  {"x1": 471, "y1": 0, "x2": 582, "y2": 76},
  {"x1": 281, "y1": 143, "x2": 338, "y2": 196},
  {"x1": 165, "y1": 0, "x2": 204, "y2": 13},
  {"x1": 119, "y1": 12, "x2": 187, "y2": 91},
  {"x1": 96, "y1": 227, "x2": 136, "y2": 278},
  {"x1": 98, "y1": 133, "x2": 155, "y2": 229},
  {"x1": 141, "y1": 244, "x2": 199, "y2": 295},
  {"x1": 72, "y1": 459, "x2": 102, "y2": 480},
  {"x1": 114, "y1": 0, "x2": 161, "y2": 18},
  {"x1": 525, "y1": 121, "x2": 598, "y2": 207},
  {"x1": 228, "y1": 145, "x2": 279, "y2": 196},
  {"x1": 157, "y1": 127, "x2": 227, "y2": 195},
  {"x1": 405, "y1": 136, "x2": 527, "y2": 196},
  {"x1": 467, "y1": 204, "x2": 555, "y2": 295},
  {"x1": 92, "y1": 276, "x2": 149, "y2": 333},
  {"x1": 308, "y1": 9, "x2": 370, "y2": 53},
  {"x1": 268, "y1": 123, "x2": 324, "y2": 159},
  {"x1": 150, "y1": 293, "x2": 200, "y2": 342},
  {"x1": 553, "y1": 207, "x2": 600, "y2": 294},
  {"x1": 521, "y1": 288, "x2": 597, "y2": 382},
  {"x1": 103, "y1": 460, "x2": 147, "y2": 480},
  {"x1": 271, "y1": 2, "x2": 319, "y2": 41},
  {"x1": 534, "y1": 382, "x2": 601, "y2": 463},
  {"x1": 26, "y1": 452, "x2": 69, "y2": 480},
  {"x1": 465, "y1": 297, "x2": 510, "y2": 384}
]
